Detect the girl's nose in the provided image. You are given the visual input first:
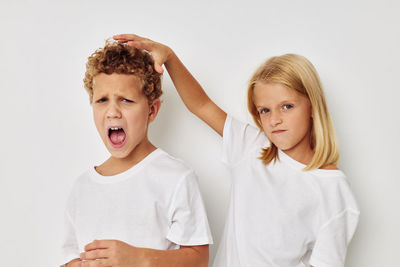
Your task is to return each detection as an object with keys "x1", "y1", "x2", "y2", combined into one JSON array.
[{"x1": 270, "y1": 112, "x2": 282, "y2": 127}]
